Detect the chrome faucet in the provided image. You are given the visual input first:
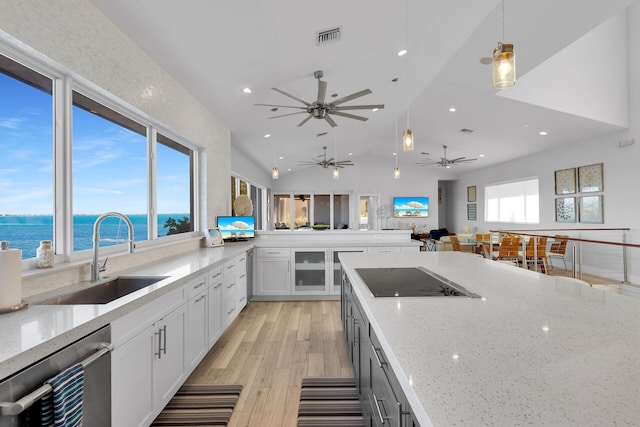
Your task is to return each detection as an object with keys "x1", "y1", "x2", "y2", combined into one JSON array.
[{"x1": 91, "y1": 212, "x2": 135, "y2": 282}]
